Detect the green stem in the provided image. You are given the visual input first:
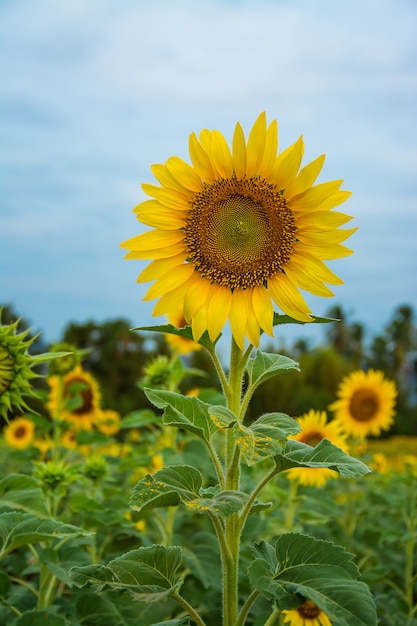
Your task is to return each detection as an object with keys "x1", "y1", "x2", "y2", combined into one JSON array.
[
  {"x1": 263, "y1": 607, "x2": 280, "y2": 625},
  {"x1": 172, "y1": 592, "x2": 207, "y2": 626},
  {"x1": 285, "y1": 479, "x2": 299, "y2": 531},
  {"x1": 205, "y1": 439, "x2": 226, "y2": 490},
  {"x1": 236, "y1": 589, "x2": 260, "y2": 626},
  {"x1": 238, "y1": 465, "x2": 280, "y2": 535}
]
